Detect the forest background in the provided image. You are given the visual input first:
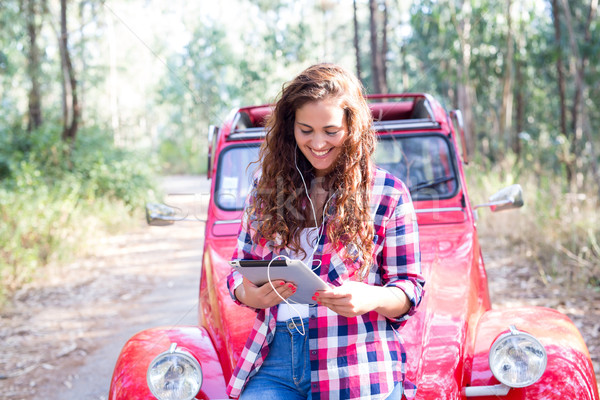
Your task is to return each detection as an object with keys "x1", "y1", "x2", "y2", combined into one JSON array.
[{"x1": 0, "y1": 0, "x2": 598, "y2": 301}]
